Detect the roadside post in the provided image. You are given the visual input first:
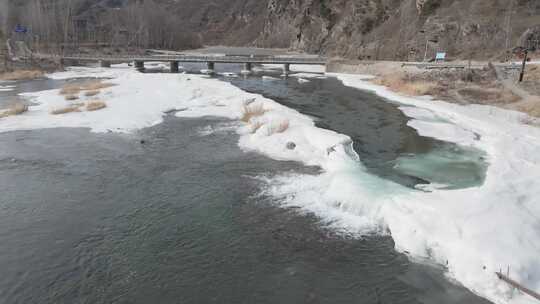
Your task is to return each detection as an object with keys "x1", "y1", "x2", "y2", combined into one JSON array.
[{"x1": 519, "y1": 49, "x2": 528, "y2": 82}]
